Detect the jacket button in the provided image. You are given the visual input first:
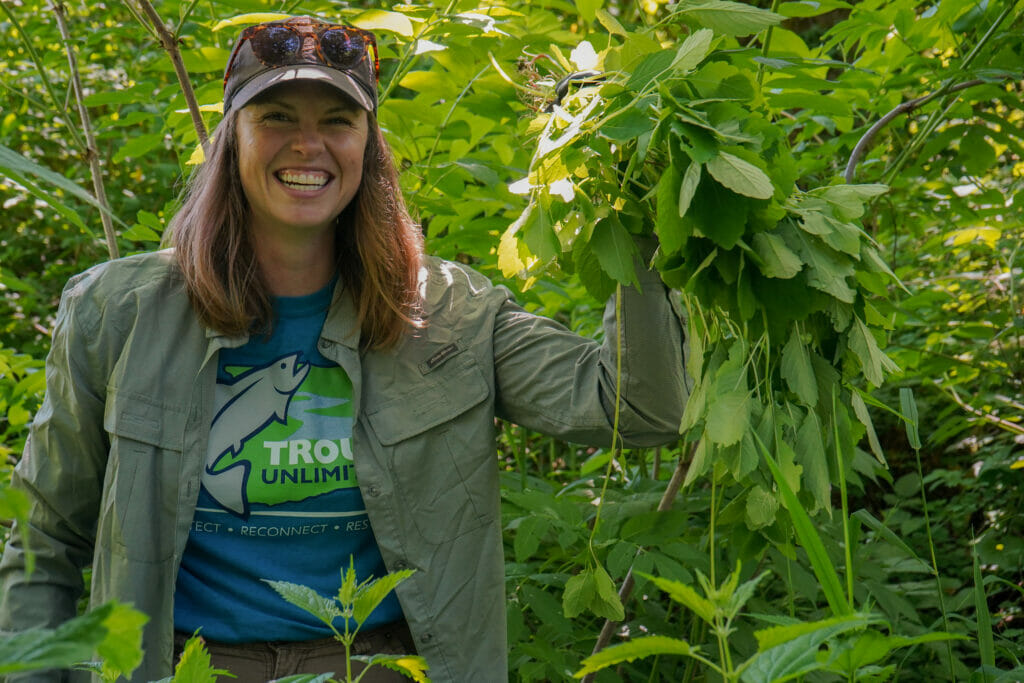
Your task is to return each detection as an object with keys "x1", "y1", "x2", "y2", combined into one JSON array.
[
  {"x1": 420, "y1": 632, "x2": 433, "y2": 643},
  {"x1": 394, "y1": 560, "x2": 409, "y2": 570},
  {"x1": 368, "y1": 485, "x2": 380, "y2": 497},
  {"x1": 318, "y1": 340, "x2": 330, "y2": 351}
]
